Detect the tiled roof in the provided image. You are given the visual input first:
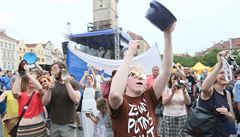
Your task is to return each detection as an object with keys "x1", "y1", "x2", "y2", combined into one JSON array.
[
  {"x1": 198, "y1": 37, "x2": 240, "y2": 55},
  {"x1": 210, "y1": 37, "x2": 240, "y2": 50},
  {"x1": 0, "y1": 32, "x2": 18, "y2": 42},
  {"x1": 25, "y1": 44, "x2": 37, "y2": 48}
]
